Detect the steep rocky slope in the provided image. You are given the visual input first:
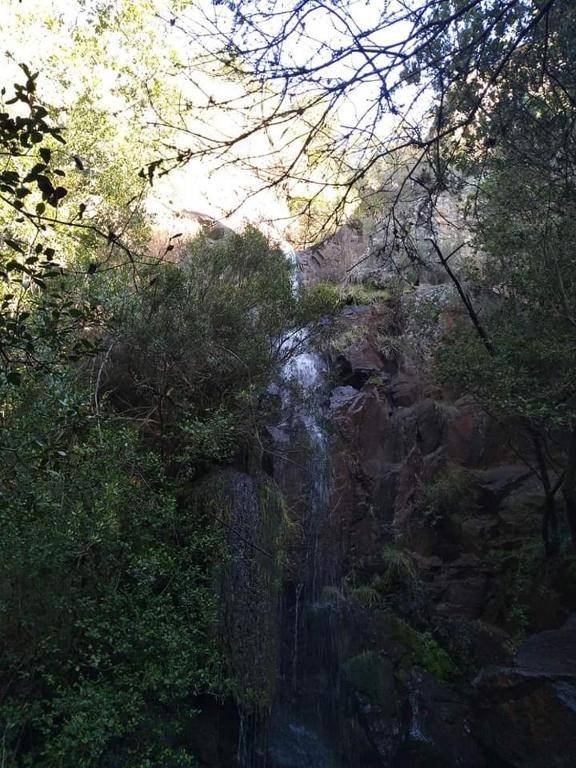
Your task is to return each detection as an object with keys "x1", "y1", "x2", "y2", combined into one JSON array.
[{"x1": 198, "y1": 231, "x2": 576, "y2": 768}]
